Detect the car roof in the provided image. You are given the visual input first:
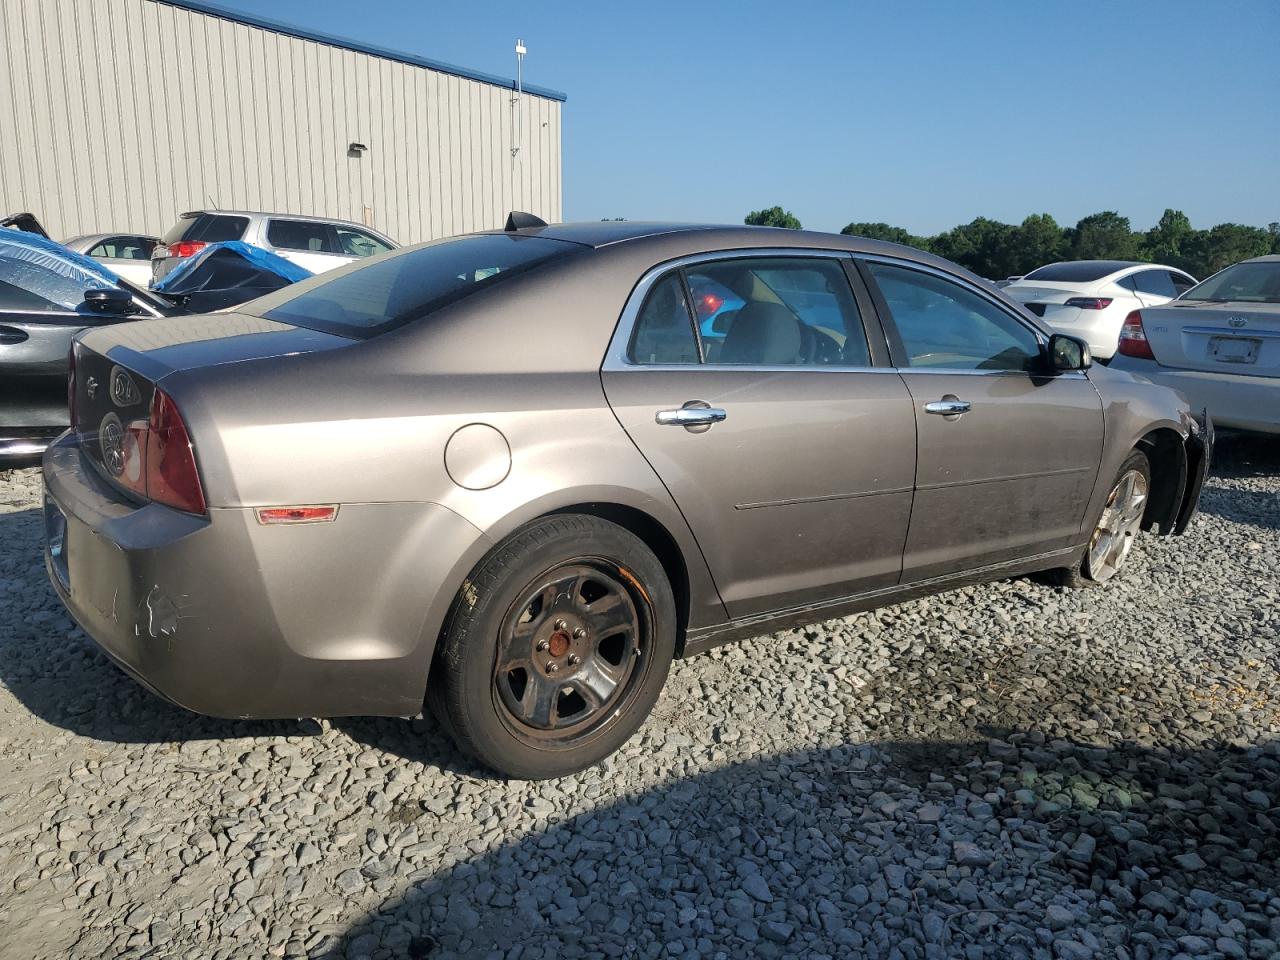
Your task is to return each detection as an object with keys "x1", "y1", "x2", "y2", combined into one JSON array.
[
  {"x1": 178, "y1": 210, "x2": 394, "y2": 235},
  {"x1": 64, "y1": 232, "x2": 159, "y2": 246},
  {"x1": 485, "y1": 220, "x2": 947, "y2": 258},
  {"x1": 1243, "y1": 254, "x2": 1280, "y2": 264}
]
